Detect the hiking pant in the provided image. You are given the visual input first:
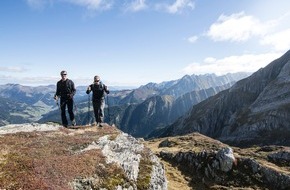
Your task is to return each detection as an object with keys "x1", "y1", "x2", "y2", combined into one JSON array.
[
  {"x1": 60, "y1": 98, "x2": 75, "y2": 126},
  {"x1": 93, "y1": 99, "x2": 105, "y2": 123}
]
